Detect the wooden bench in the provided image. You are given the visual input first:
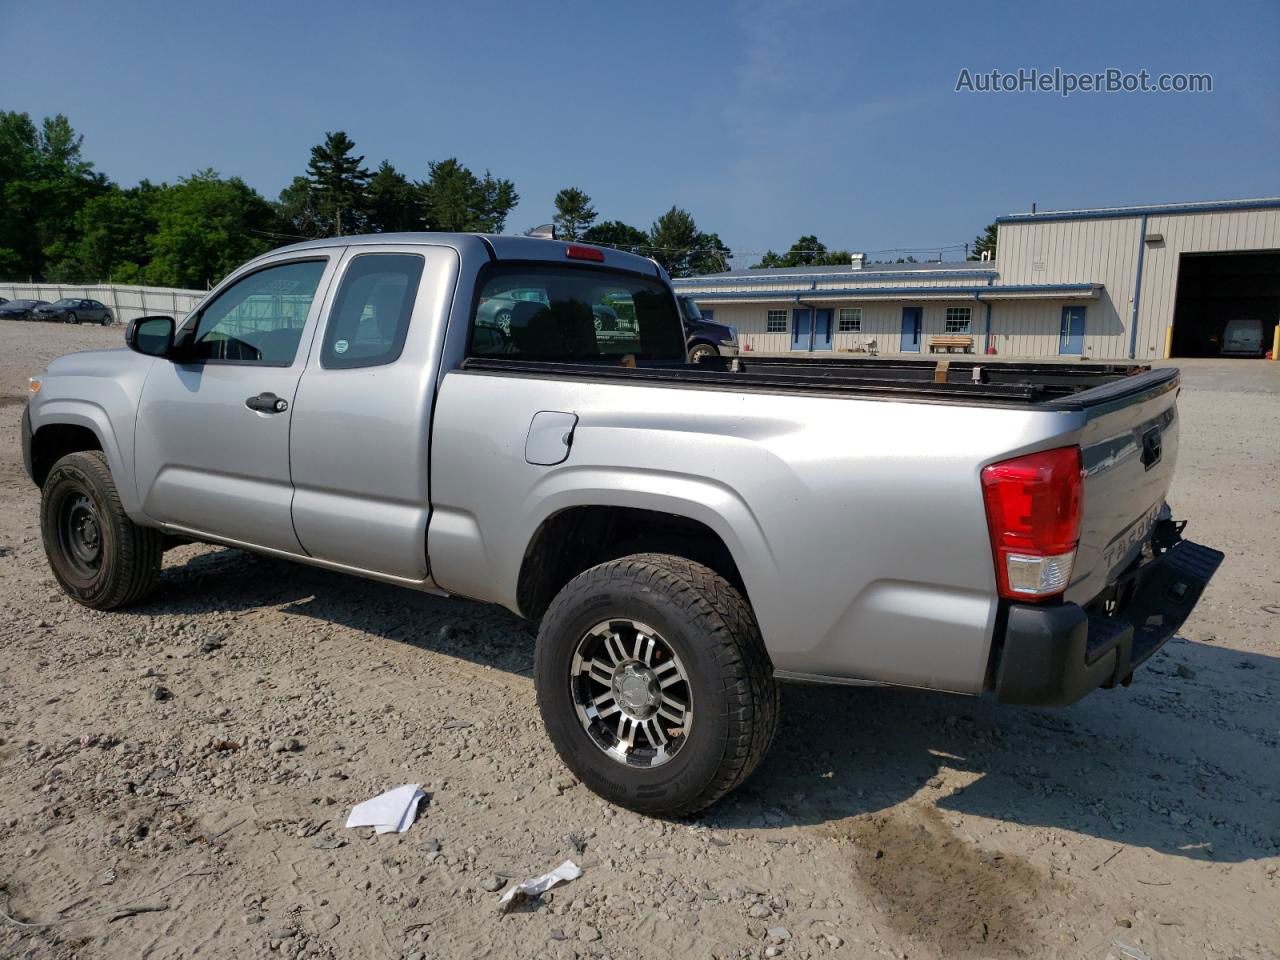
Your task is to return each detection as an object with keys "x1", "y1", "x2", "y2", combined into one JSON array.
[{"x1": 929, "y1": 334, "x2": 974, "y2": 354}]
